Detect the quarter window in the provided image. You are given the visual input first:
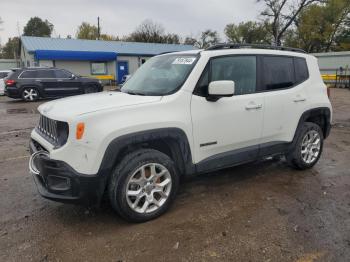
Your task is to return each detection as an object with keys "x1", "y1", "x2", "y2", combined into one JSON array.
[
  {"x1": 263, "y1": 56, "x2": 295, "y2": 90},
  {"x1": 91, "y1": 62, "x2": 107, "y2": 75},
  {"x1": 295, "y1": 57, "x2": 309, "y2": 83}
]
